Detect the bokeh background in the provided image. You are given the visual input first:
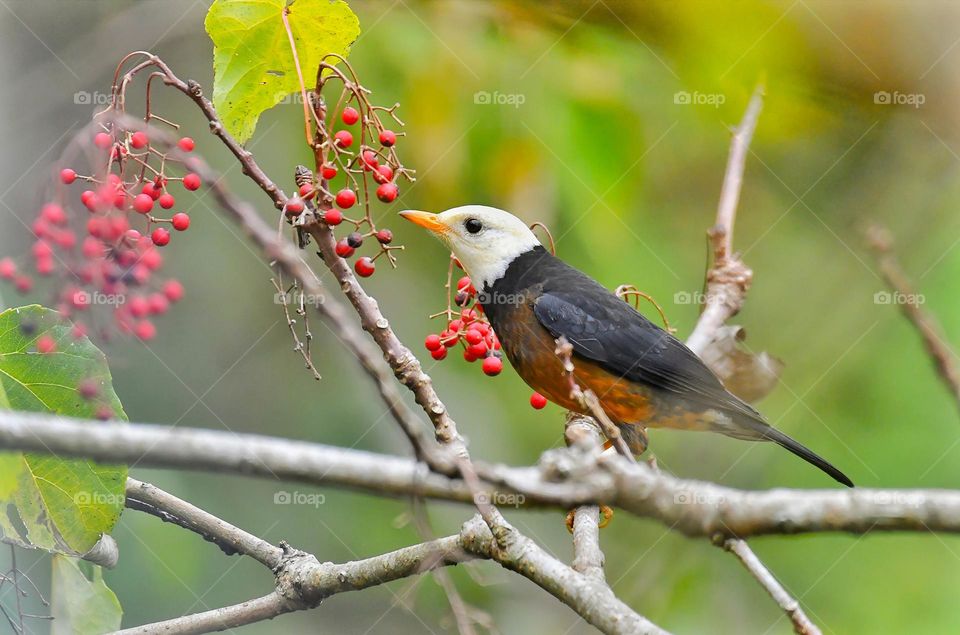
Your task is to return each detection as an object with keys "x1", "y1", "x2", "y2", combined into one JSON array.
[{"x1": 2, "y1": 0, "x2": 960, "y2": 633}]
